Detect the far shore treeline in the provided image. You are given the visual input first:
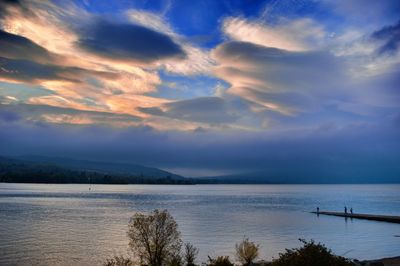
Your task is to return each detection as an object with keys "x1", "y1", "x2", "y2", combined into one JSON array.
[
  {"x1": 0, "y1": 155, "x2": 234, "y2": 185},
  {"x1": 2, "y1": 155, "x2": 399, "y2": 185},
  {"x1": 0, "y1": 156, "x2": 193, "y2": 184}
]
